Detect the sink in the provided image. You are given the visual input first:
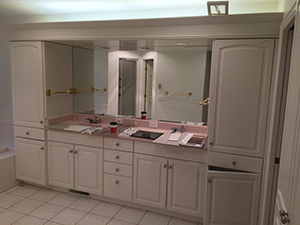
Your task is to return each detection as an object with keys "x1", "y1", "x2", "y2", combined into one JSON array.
[{"x1": 130, "y1": 130, "x2": 163, "y2": 140}]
